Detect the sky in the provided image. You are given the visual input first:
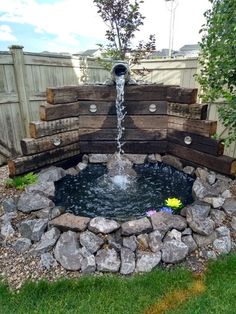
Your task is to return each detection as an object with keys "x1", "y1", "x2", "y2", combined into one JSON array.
[{"x1": 0, "y1": 0, "x2": 212, "y2": 54}]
